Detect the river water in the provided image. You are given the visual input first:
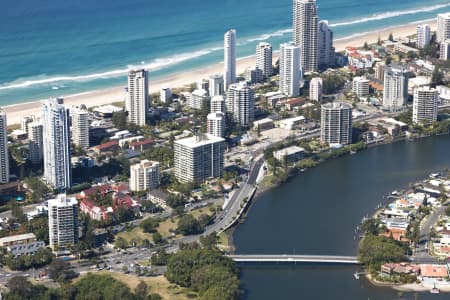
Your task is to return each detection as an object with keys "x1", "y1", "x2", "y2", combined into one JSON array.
[{"x1": 233, "y1": 135, "x2": 450, "y2": 299}]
